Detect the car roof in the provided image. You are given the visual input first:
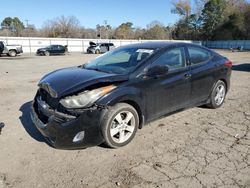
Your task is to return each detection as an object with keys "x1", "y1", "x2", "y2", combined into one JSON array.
[
  {"x1": 49, "y1": 44, "x2": 64, "y2": 47},
  {"x1": 119, "y1": 42, "x2": 198, "y2": 49}
]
